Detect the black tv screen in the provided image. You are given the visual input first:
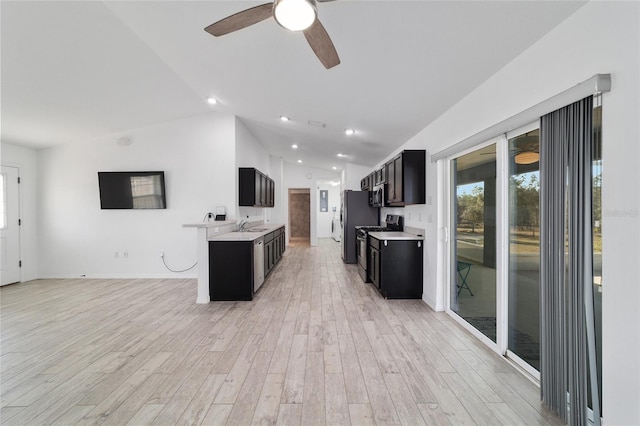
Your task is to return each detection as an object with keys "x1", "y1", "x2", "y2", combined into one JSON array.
[{"x1": 98, "y1": 171, "x2": 166, "y2": 209}]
